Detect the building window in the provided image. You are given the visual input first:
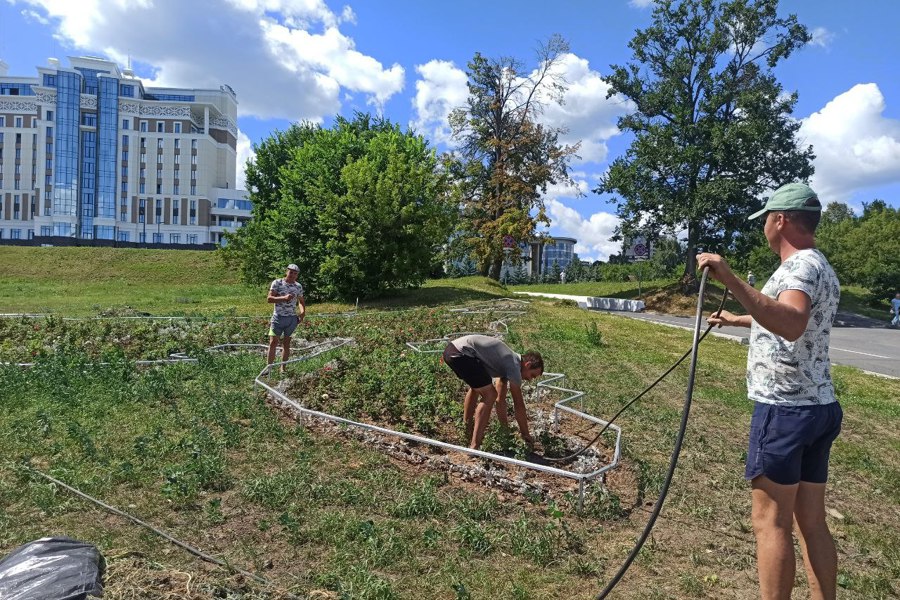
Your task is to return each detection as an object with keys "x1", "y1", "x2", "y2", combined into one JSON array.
[
  {"x1": 156, "y1": 122, "x2": 164, "y2": 133},
  {"x1": 157, "y1": 138, "x2": 164, "y2": 149},
  {"x1": 122, "y1": 166, "x2": 128, "y2": 177},
  {"x1": 156, "y1": 168, "x2": 162, "y2": 179},
  {"x1": 156, "y1": 183, "x2": 162, "y2": 194},
  {"x1": 187, "y1": 234, "x2": 198, "y2": 244},
  {"x1": 191, "y1": 154, "x2": 197, "y2": 165},
  {"x1": 172, "y1": 204, "x2": 179, "y2": 220},
  {"x1": 173, "y1": 183, "x2": 179, "y2": 195},
  {"x1": 140, "y1": 167, "x2": 146, "y2": 178},
  {"x1": 118, "y1": 231, "x2": 129, "y2": 242},
  {"x1": 0, "y1": 116, "x2": 4, "y2": 127},
  {"x1": 122, "y1": 119, "x2": 129, "y2": 130},
  {"x1": 119, "y1": 84, "x2": 134, "y2": 97},
  {"x1": 174, "y1": 123, "x2": 181, "y2": 134},
  {"x1": 81, "y1": 113, "x2": 97, "y2": 127},
  {"x1": 46, "y1": 110, "x2": 53, "y2": 120},
  {"x1": 120, "y1": 209, "x2": 127, "y2": 222},
  {"x1": 15, "y1": 116, "x2": 23, "y2": 128},
  {"x1": 190, "y1": 184, "x2": 196, "y2": 196},
  {"x1": 46, "y1": 126, "x2": 53, "y2": 138},
  {"x1": 11, "y1": 229, "x2": 21, "y2": 239},
  {"x1": 191, "y1": 139, "x2": 197, "y2": 149},
  {"x1": 139, "y1": 182, "x2": 145, "y2": 194},
  {"x1": 139, "y1": 232, "x2": 146, "y2": 243},
  {"x1": 41, "y1": 225, "x2": 52, "y2": 236},
  {"x1": 140, "y1": 121, "x2": 148, "y2": 132},
  {"x1": 138, "y1": 199, "x2": 145, "y2": 223},
  {"x1": 140, "y1": 137, "x2": 146, "y2": 148},
  {"x1": 152, "y1": 233, "x2": 163, "y2": 243},
  {"x1": 174, "y1": 153, "x2": 180, "y2": 164},
  {"x1": 31, "y1": 118, "x2": 37, "y2": 128},
  {"x1": 42, "y1": 74, "x2": 56, "y2": 87},
  {"x1": 28, "y1": 229, "x2": 34, "y2": 239},
  {"x1": 189, "y1": 199, "x2": 197, "y2": 225},
  {"x1": 122, "y1": 134, "x2": 129, "y2": 146},
  {"x1": 169, "y1": 233, "x2": 180, "y2": 244},
  {"x1": 174, "y1": 139, "x2": 180, "y2": 149}
]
